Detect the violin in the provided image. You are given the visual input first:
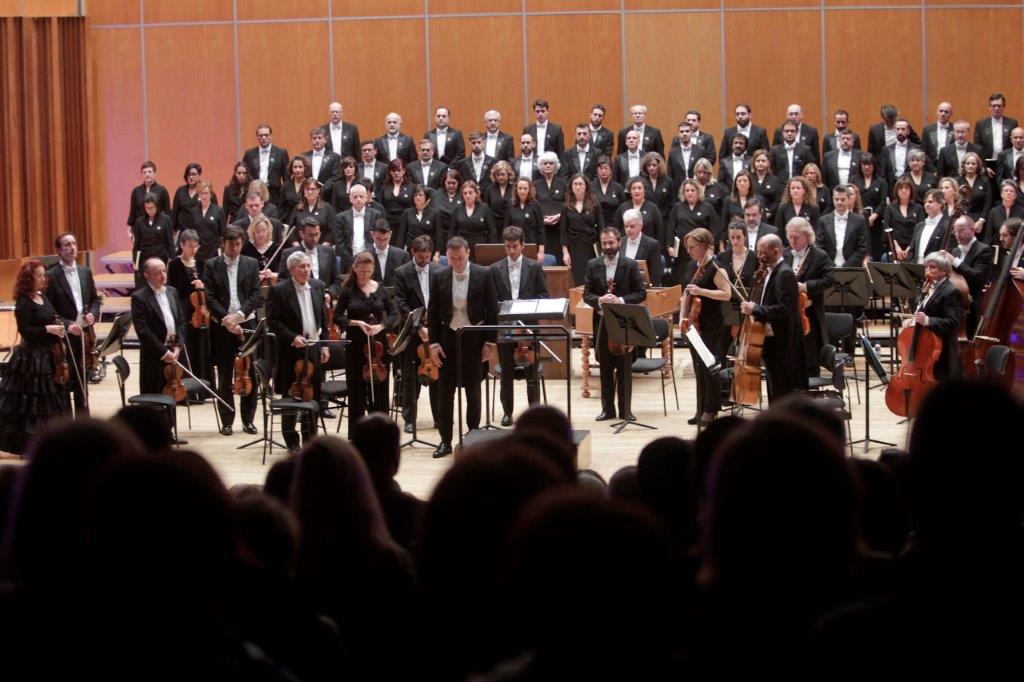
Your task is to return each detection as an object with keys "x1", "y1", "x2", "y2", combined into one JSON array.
[
  {"x1": 793, "y1": 257, "x2": 811, "y2": 336},
  {"x1": 327, "y1": 296, "x2": 341, "y2": 341},
  {"x1": 189, "y1": 266, "x2": 210, "y2": 330},
  {"x1": 232, "y1": 354, "x2": 252, "y2": 395},
  {"x1": 605, "y1": 279, "x2": 633, "y2": 356},
  {"x1": 514, "y1": 340, "x2": 536, "y2": 367},
  {"x1": 885, "y1": 280, "x2": 942, "y2": 417},
  {"x1": 362, "y1": 314, "x2": 388, "y2": 384},
  {"x1": 52, "y1": 316, "x2": 70, "y2": 385},
  {"x1": 416, "y1": 337, "x2": 439, "y2": 385},
  {"x1": 162, "y1": 335, "x2": 187, "y2": 402},
  {"x1": 679, "y1": 259, "x2": 706, "y2": 334},
  {"x1": 289, "y1": 337, "x2": 315, "y2": 401},
  {"x1": 731, "y1": 262, "x2": 768, "y2": 407},
  {"x1": 82, "y1": 313, "x2": 98, "y2": 372}
]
